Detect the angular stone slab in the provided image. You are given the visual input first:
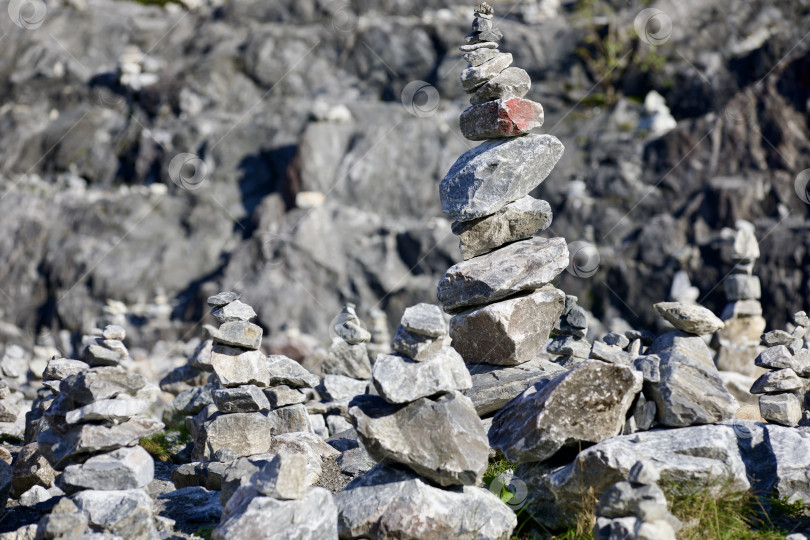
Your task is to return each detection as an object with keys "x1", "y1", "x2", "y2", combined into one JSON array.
[
  {"x1": 266, "y1": 355, "x2": 319, "y2": 388},
  {"x1": 459, "y1": 52, "x2": 512, "y2": 91},
  {"x1": 335, "y1": 465, "x2": 516, "y2": 540},
  {"x1": 65, "y1": 398, "x2": 148, "y2": 425},
  {"x1": 206, "y1": 321, "x2": 263, "y2": 350},
  {"x1": 399, "y1": 303, "x2": 446, "y2": 338},
  {"x1": 460, "y1": 98, "x2": 544, "y2": 141},
  {"x1": 59, "y1": 367, "x2": 147, "y2": 405},
  {"x1": 725, "y1": 274, "x2": 761, "y2": 301},
  {"x1": 43, "y1": 358, "x2": 89, "y2": 381},
  {"x1": 332, "y1": 303, "x2": 371, "y2": 344},
  {"x1": 251, "y1": 454, "x2": 308, "y2": 500},
  {"x1": 755, "y1": 345, "x2": 794, "y2": 370},
  {"x1": 371, "y1": 347, "x2": 472, "y2": 404},
  {"x1": 349, "y1": 392, "x2": 488, "y2": 486},
  {"x1": 470, "y1": 67, "x2": 531, "y2": 105},
  {"x1": 211, "y1": 346, "x2": 269, "y2": 388},
  {"x1": 452, "y1": 196, "x2": 552, "y2": 260},
  {"x1": 464, "y1": 358, "x2": 566, "y2": 416},
  {"x1": 489, "y1": 360, "x2": 642, "y2": 464},
  {"x1": 208, "y1": 291, "x2": 241, "y2": 307},
  {"x1": 439, "y1": 134, "x2": 564, "y2": 221},
  {"x1": 759, "y1": 393, "x2": 801, "y2": 426},
  {"x1": 450, "y1": 286, "x2": 565, "y2": 366},
  {"x1": 390, "y1": 327, "x2": 446, "y2": 361},
  {"x1": 192, "y1": 412, "x2": 273, "y2": 461},
  {"x1": 438, "y1": 237, "x2": 568, "y2": 312},
  {"x1": 210, "y1": 300, "x2": 257, "y2": 323},
  {"x1": 750, "y1": 368, "x2": 802, "y2": 394},
  {"x1": 264, "y1": 385, "x2": 307, "y2": 408},
  {"x1": 653, "y1": 302, "x2": 724, "y2": 336},
  {"x1": 60, "y1": 446, "x2": 154, "y2": 492},
  {"x1": 72, "y1": 489, "x2": 158, "y2": 540},
  {"x1": 322, "y1": 338, "x2": 372, "y2": 380},
  {"x1": 213, "y1": 385, "x2": 271, "y2": 413}
]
